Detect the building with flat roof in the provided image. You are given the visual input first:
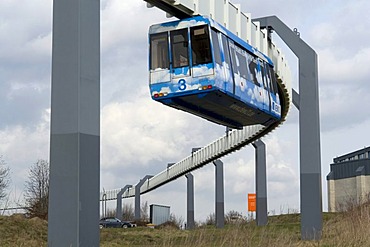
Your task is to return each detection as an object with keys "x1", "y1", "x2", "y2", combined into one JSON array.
[{"x1": 327, "y1": 147, "x2": 370, "y2": 212}]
